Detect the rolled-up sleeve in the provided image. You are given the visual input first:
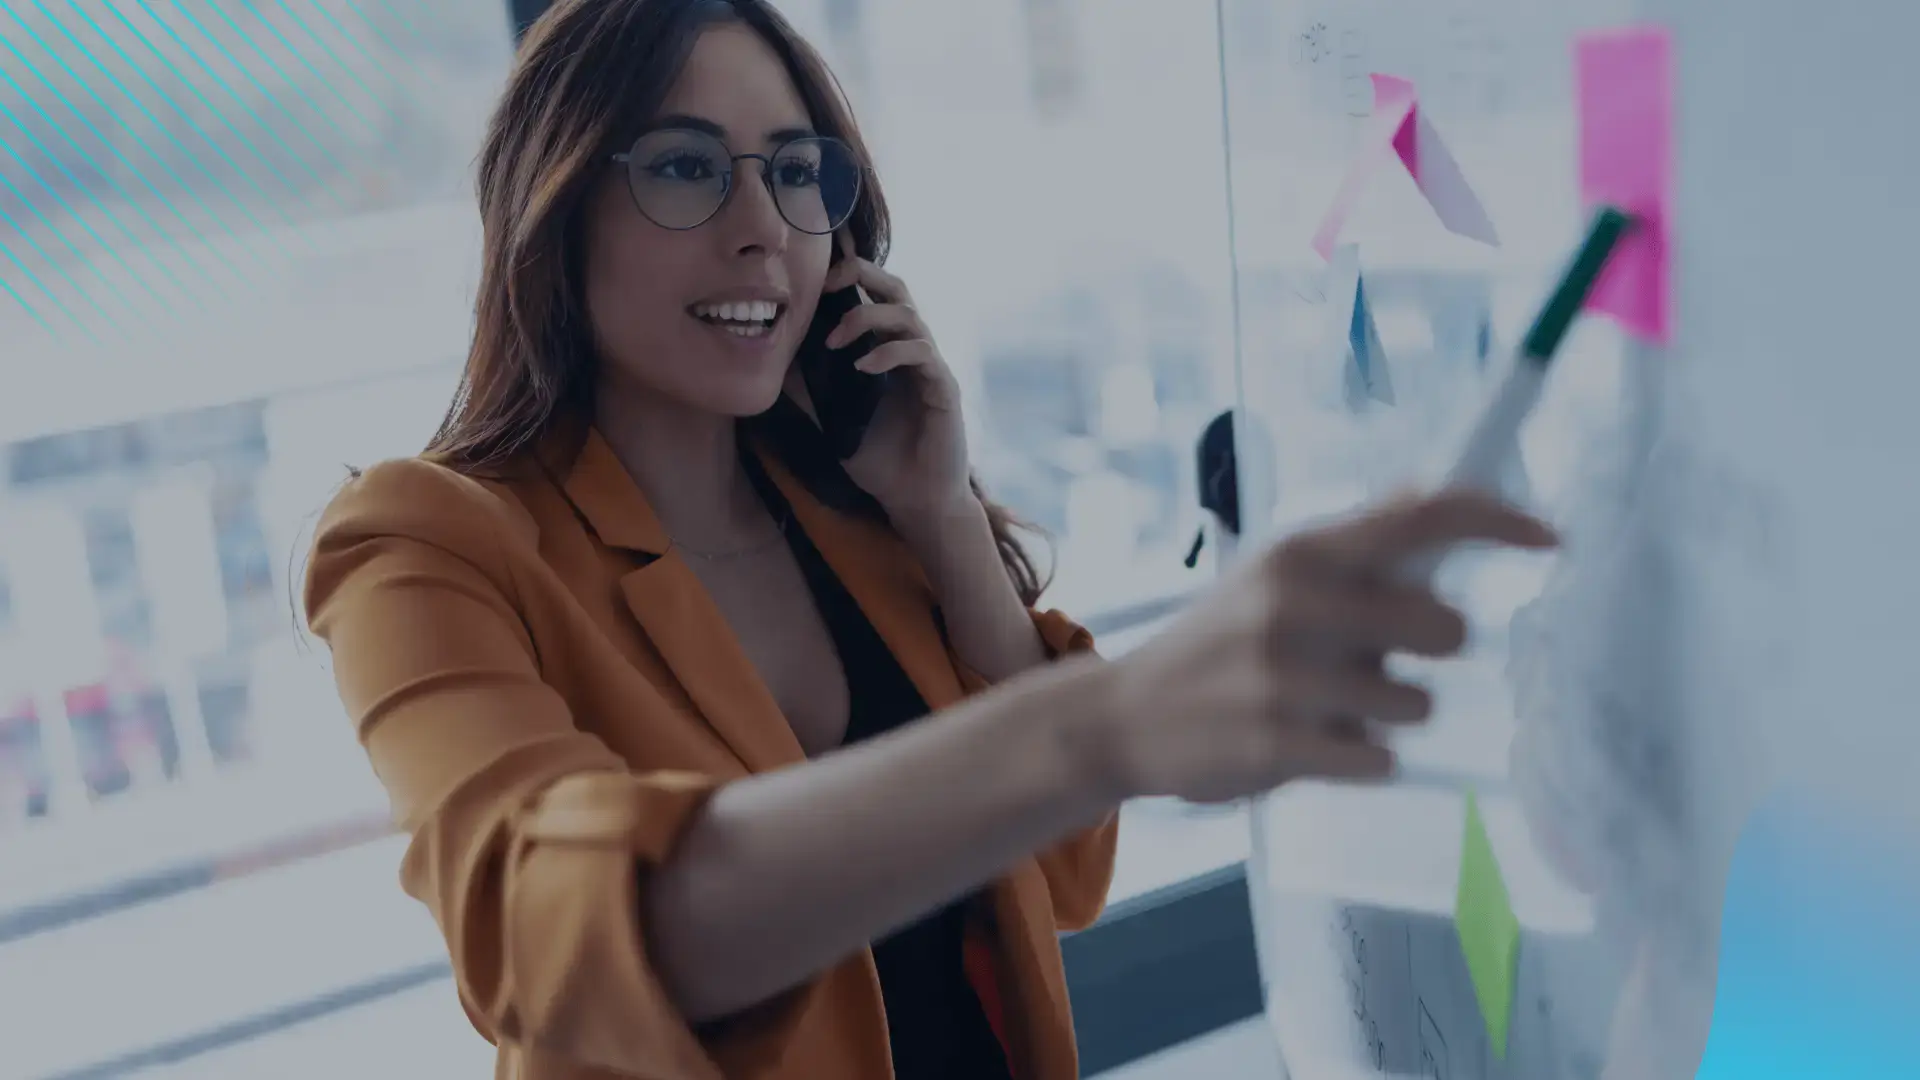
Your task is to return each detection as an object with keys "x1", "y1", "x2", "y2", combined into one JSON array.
[
  {"x1": 303, "y1": 462, "x2": 740, "y2": 1079},
  {"x1": 951, "y1": 608, "x2": 1119, "y2": 932}
]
